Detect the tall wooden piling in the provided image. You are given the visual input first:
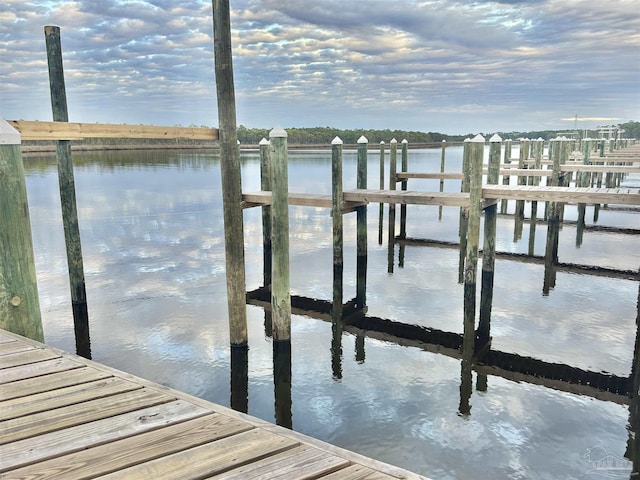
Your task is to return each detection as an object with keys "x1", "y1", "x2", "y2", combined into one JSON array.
[
  {"x1": 387, "y1": 139, "x2": 398, "y2": 274},
  {"x1": 458, "y1": 139, "x2": 471, "y2": 283},
  {"x1": 259, "y1": 138, "x2": 272, "y2": 287},
  {"x1": 259, "y1": 138, "x2": 273, "y2": 337},
  {"x1": 439, "y1": 140, "x2": 446, "y2": 219},
  {"x1": 44, "y1": 25, "x2": 90, "y2": 358},
  {"x1": 356, "y1": 135, "x2": 368, "y2": 309},
  {"x1": 514, "y1": 138, "x2": 530, "y2": 240},
  {"x1": 463, "y1": 135, "x2": 485, "y2": 359},
  {"x1": 500, "y1": 139, "x2": 512, "y2": 214},
  {"x1": 399, "y1": 139, "x2": 408, "y2": 268},
  {"x1": 543, "y1": 137, "x2": 562, "y2": 294},
  {"x1": 399, "y1": 139, "x2": 408, "y2": 239},
  {"x1": 576, "y1": 139, "x2": 590, "y2": 246},
  {"x1": 332, "y1": 137, "x2": 344, "y2": 319},
  {"x1": 528, "y1": 138, "x2": 543, "y2": 256},
  {"x1": 213, "y1": 2, "x2": 247, "y2": 346},
  {"x1": 378, "y1": 141, "x2": 385, "y2": 245},
  {"x1": 270, "y1": 127, "x2": 291, "y2": 342},
  {"x1": 478, "y1": 134, "x2": 501, "y2": 350},
  {"x1": 0, "y1": 119, "x2": 44, "y2": 342}
]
